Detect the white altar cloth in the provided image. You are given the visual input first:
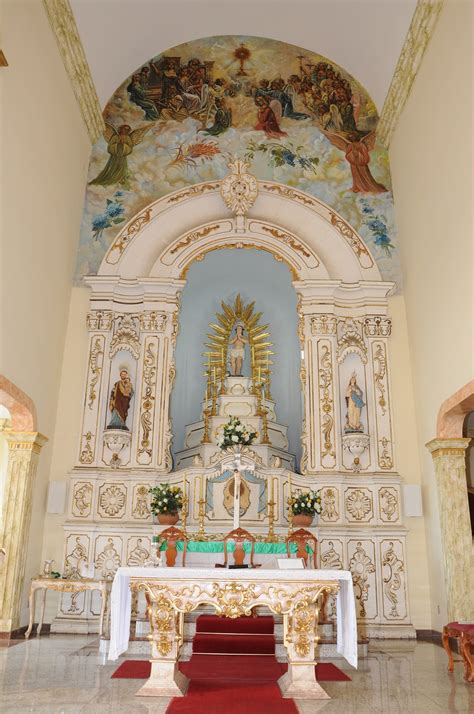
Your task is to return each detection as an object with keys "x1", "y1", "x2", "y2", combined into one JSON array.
[{"x1": 108, "y1": 566, "x2": 357, "y2": 668}]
